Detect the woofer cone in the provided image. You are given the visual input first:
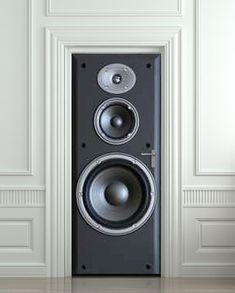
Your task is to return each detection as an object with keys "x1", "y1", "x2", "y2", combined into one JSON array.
[
  {"x1": 94, "y1": 98, "x2": 139, "y2": 145},
  {"x1": 97, "y1": 63, "x2": 136, "y2": 94},
  {"x1": 76, "y1": 153, "x2": 157, "y2": 236}
]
